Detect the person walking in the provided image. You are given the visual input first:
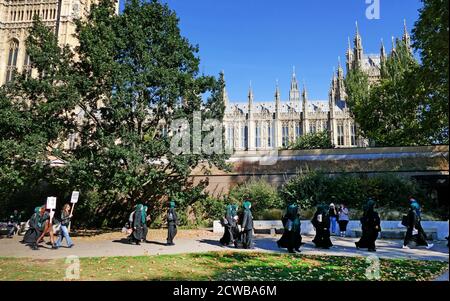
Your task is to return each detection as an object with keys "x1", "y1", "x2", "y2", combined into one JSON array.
[
  {"x1": 355, "y1": 199, "x2": 381, "y2": 252},
  {"x1": 167, "y1": 200, "x2": 178, "y2": 246},
  {"x1": 402, "y1": 200, "x2": 434, "y2": 249},
  {"x1": 220, "y1": 204, "x2": 238, "y2": 247},
  {"x1": 311, "y1": 204, "x2": 333, "y2": 249},
  {"x1": 329, "y1": 203, "x2": 338, "y2": 236},
  {"x1": 22, "y1": 207, "x2": 44, "y2": 250},
  {"x1": 240, "y1": 201, "x2": 254, "y2": 249},
  {"x1": 142, "y1": 206, "x2": 151, "y2": 243},
  {"x1": 128, "y1": 204, "x2": 145, "y2": 245},
  {"x1": 55, "y1": 204, "x2": 74, "y2": 249},
  {"x1": 7, "y1": 210, "x2": 22, "y2": 238},
  {"x1": 338, "y1": 204, "x2": 350, "y2": 237},
  {"x1": 277, "y1": 203, "x2": 302, "y2": 253}
]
